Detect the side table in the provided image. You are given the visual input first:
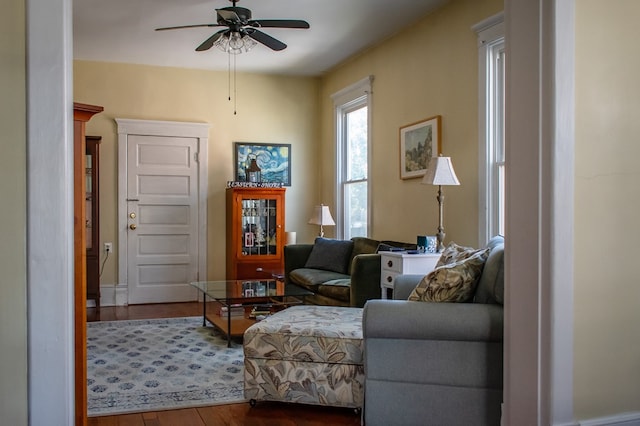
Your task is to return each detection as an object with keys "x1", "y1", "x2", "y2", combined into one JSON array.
[{"x1": 380, "y1": 252, "x2": 440, "y2": 299}]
